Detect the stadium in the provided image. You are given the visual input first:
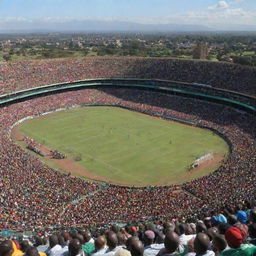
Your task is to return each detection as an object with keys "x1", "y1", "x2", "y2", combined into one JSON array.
[{"x1": 0, "y1": 57, "x2": 256, "y2": 253}]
